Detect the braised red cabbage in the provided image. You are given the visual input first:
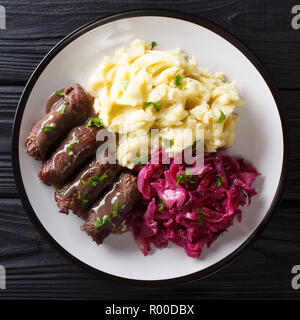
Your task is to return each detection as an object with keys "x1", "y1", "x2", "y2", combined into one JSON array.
[{"x1": 126, "y1": 151, "x2": 259, "y2": 258}]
